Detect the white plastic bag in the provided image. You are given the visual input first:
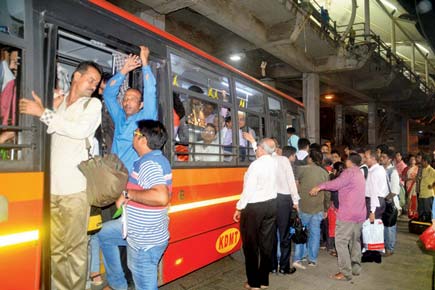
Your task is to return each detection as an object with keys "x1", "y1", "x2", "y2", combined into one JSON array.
[{"x1": 362, "y1": 219, "x2": 385, "y2": 253}]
